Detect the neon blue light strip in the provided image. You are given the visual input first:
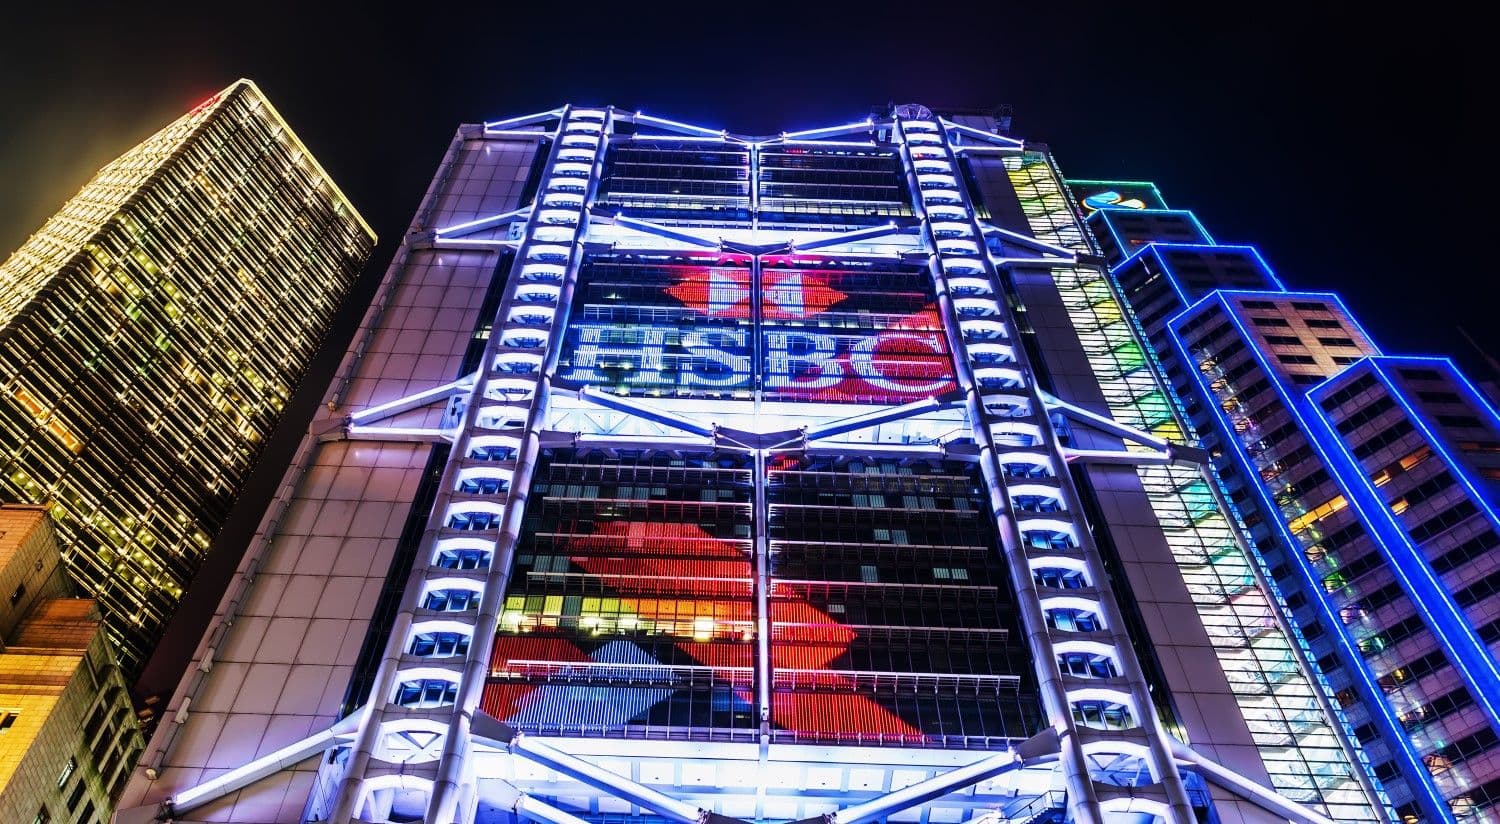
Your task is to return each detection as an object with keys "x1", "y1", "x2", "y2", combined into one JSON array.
[
  {"x1": 483, "y1": 108, "x2": 567, "y2": 131},
  {"x1": 1300, "y1": 357, "x2": 1500, "y2": 734},
  {"x1": 978, "y1": 223, "x2": 1077, "y2": 259},
  {"x1": 1109, "y1": 243, "x2": 1287, "y2": 296},
  {"x1": 1209, "y1": 290, "x2": 1382, "y2": 352},
  {"x1": 623, "y1": 134, "x2": 733, "y2": 144},
  {"x1": 1165, "y1": 294, "x2": 1451, "y2": 823},
  {"x1": 436, "y1": 207, "x2": 531, "y2": 238},
  {"x1": 1088, "y1": 209, "x2": 1217, "y2": 250},
  {"x1": 939, "y1": 119, "x2": 1026, "y2": 149},
  {"x1": 772, "y1": 139, "x2": 881, "y2": 149},
  {"x1": 631, "y1": 112, "x2": 726, "y2": 138},
  {"x1": 780, "y1": 119, "x2": 875, "y2": 141},
  {"x1": 1380, "y1": 354, "x2": 1500, "y2": 432}
]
